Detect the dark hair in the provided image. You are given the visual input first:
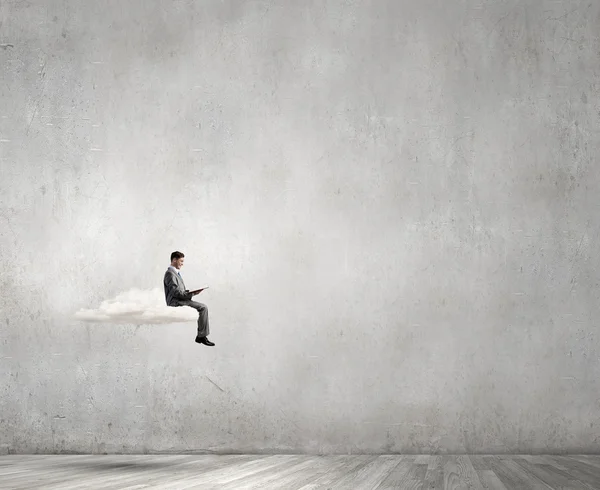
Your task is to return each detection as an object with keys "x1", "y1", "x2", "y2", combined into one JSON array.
[{"x1": 171, "y1": 251, "x2": 185, "y2": 261}]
